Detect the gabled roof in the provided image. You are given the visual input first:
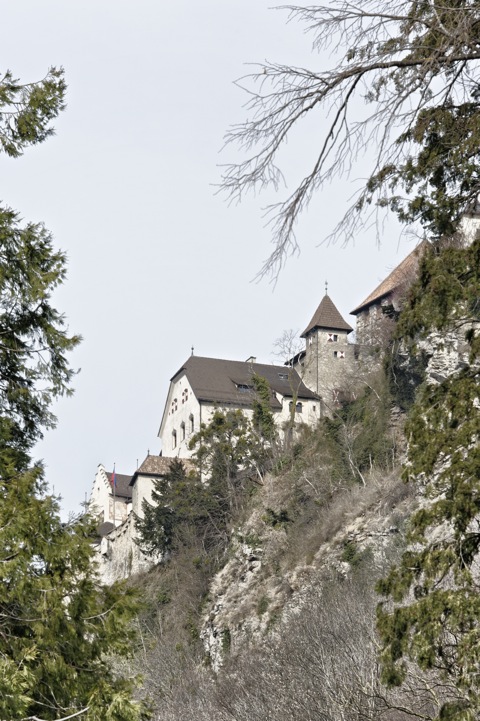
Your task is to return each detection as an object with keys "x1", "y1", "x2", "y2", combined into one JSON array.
[
  {"x1": 106, "y1": 471, "x2": 132, "y2": 500},
  {"x1": 171, "y1": 356, "x2": 318, "y2": 408},
  {"x1": 129, "y1": 455, "x2": 195, "y2": 486},
  {"x1": 351, "y1": 242, "x2": 426, "y2": 316},
  {"x1": 301, "y1": 294, "x2": 353, "y2": 337}
]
